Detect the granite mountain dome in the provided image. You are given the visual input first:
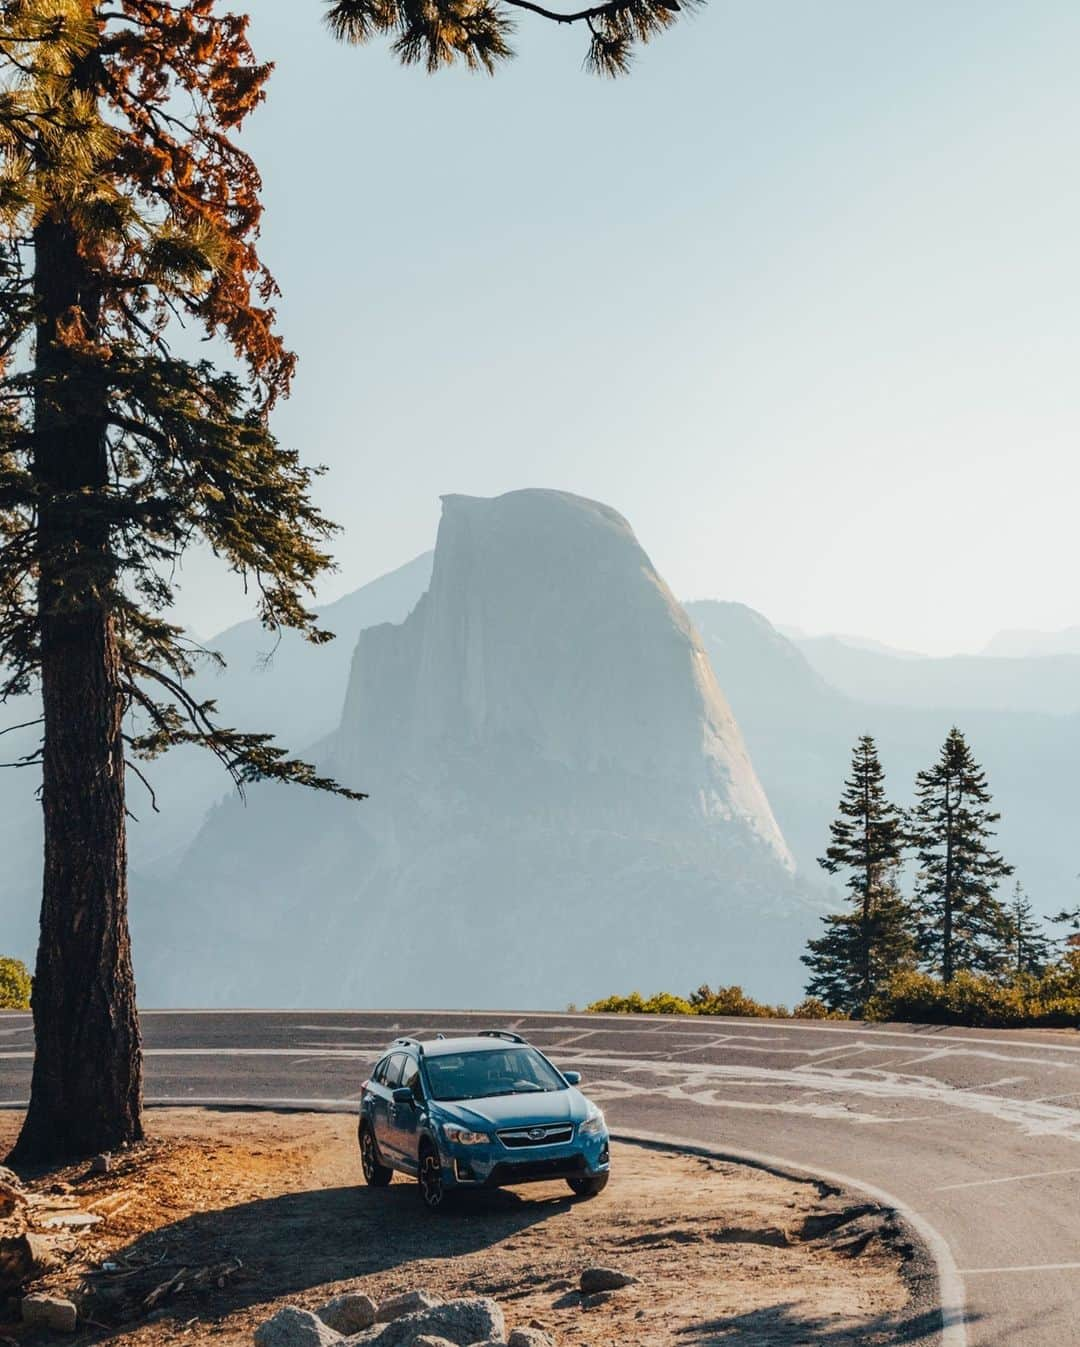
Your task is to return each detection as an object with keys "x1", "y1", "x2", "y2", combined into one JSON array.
[
  {"x1": 336, "y1": 490, "x2": 793, "y2": 864},
  {"x1": 142, "y1": 489, "x2": 811, "y2": 1008}
]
